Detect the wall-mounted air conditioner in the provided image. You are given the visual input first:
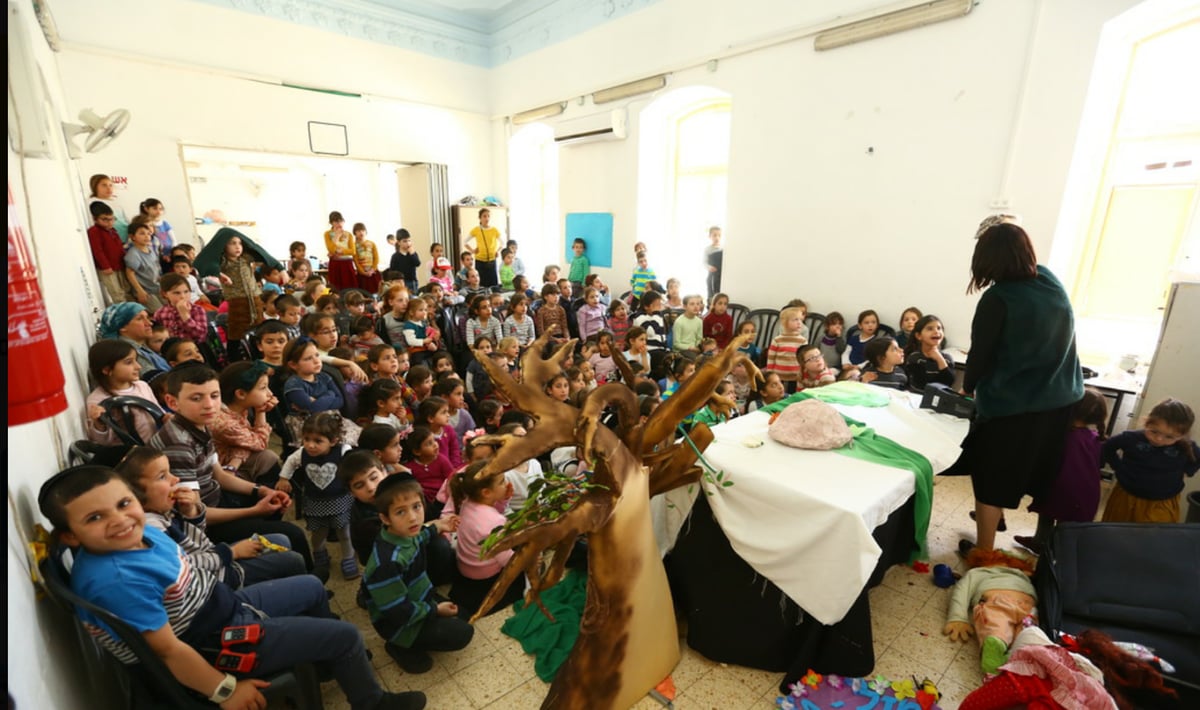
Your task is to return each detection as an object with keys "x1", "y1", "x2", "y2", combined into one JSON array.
[{"x1": 553, "y1": 109, "x2": 627, "y2": 146}]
